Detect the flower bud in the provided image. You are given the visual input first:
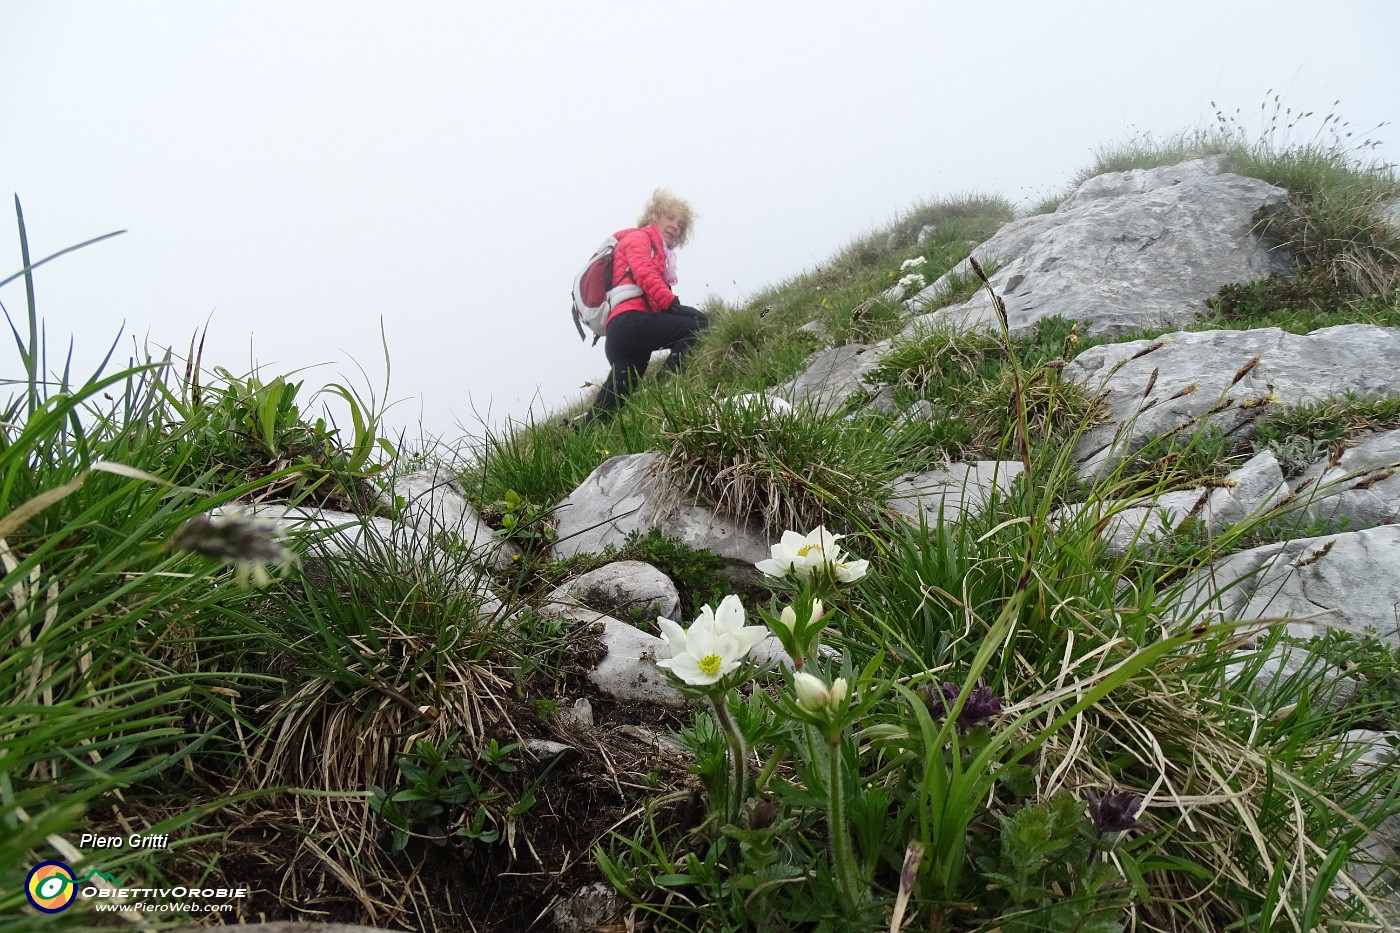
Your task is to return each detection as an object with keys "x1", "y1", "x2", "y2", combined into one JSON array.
[
  {"x1": 779, "y1": 605, "x2": 798, "y2": 632},
  {"x1": 793, "y1": 672, "x2": 831, "y2": 713},
  {"x1": 829, "y1": 677, "x2": 849, "y2": 709}
]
